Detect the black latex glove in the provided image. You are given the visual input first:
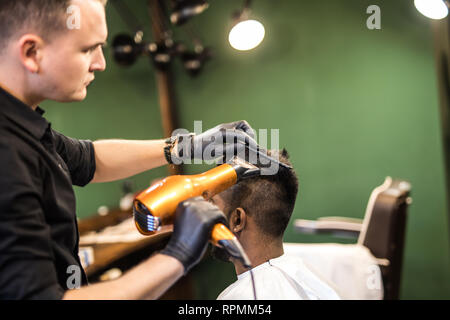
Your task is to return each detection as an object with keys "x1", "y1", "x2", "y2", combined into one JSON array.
[
  {"x1": 170, "y1": 120, "x2": 259, "y2": 164},
  {"x1": 206, "y1": 120, "x2": 256, "y2": 139},
  {"x1": 160, "y1": 197, "x2": 227, "y2": 274}
]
